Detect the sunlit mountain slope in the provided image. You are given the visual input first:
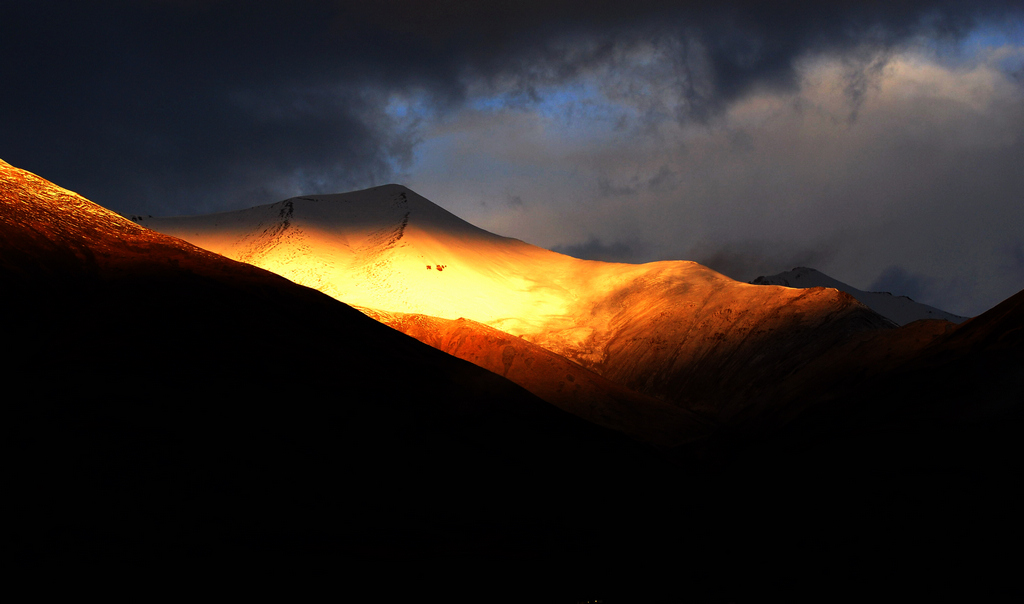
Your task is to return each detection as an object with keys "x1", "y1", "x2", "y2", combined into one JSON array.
[
  {"x1": 135, "y1": 186, "x2": 891, "y2": 411},
  {"x1": 1, "y1": 158, "x2": 672, "y2": 561},
  {"x1": 752, "y1": 266, "x2": 967, "y2": 325},
  {"x1": 8, "y1": 158, "x2": 1023, "y2": 595},
  {"x1": 135, "y1": 187, "x2": 571, "y2": 331}
]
